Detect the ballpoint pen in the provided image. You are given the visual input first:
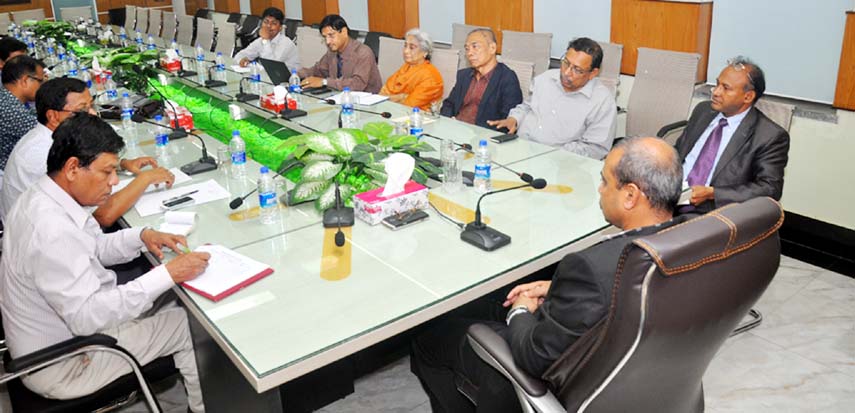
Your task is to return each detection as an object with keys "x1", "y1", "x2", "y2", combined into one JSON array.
[{"x1": 164, "y1": 190, "x2": 199, "y2": 203}]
